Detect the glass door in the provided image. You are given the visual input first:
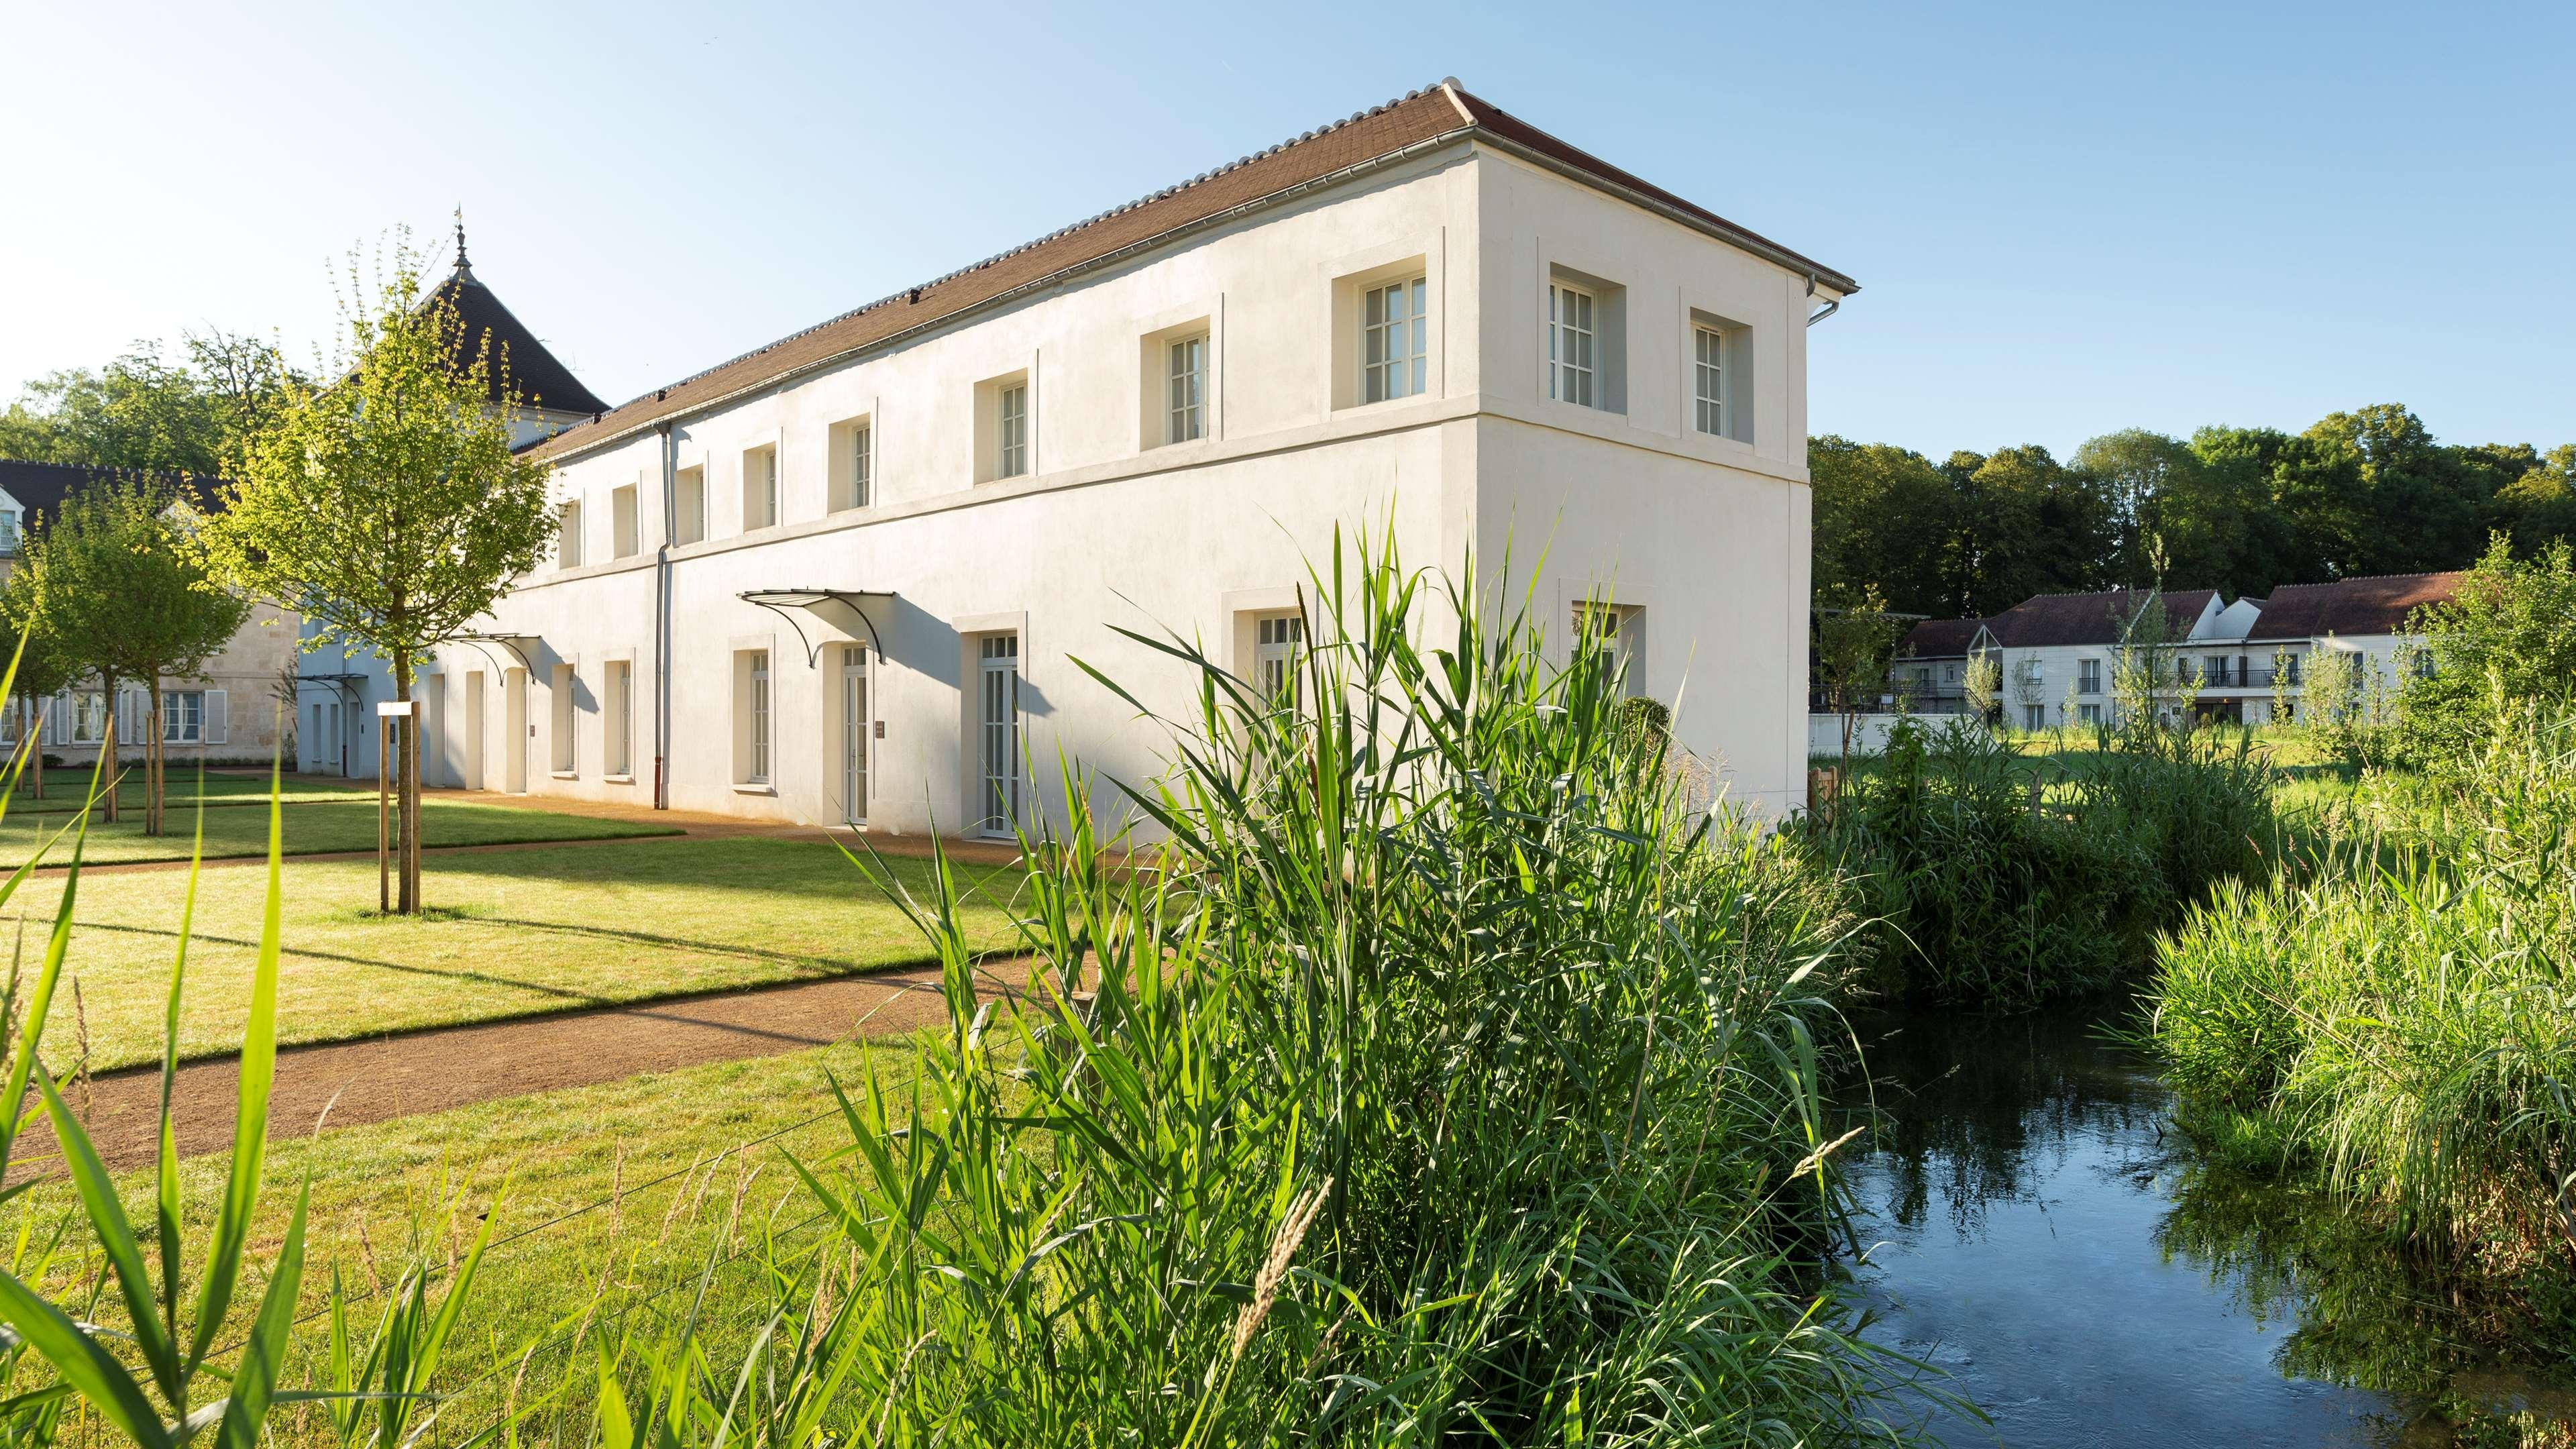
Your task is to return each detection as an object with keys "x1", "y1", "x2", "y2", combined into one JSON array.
[
  {"x1": 841, "y1": 645, "x2": 869, "y2": 825},
  {"x1": 977, "y1": 635, "x2": 1019, "y2": 837}
]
